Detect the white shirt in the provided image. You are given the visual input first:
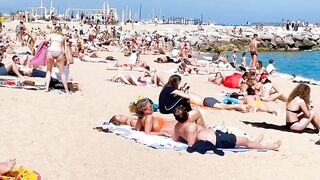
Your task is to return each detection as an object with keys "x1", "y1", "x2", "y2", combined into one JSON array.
[{"x1": 266, "y1": 64, "x2": 276, "y2": 74}]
